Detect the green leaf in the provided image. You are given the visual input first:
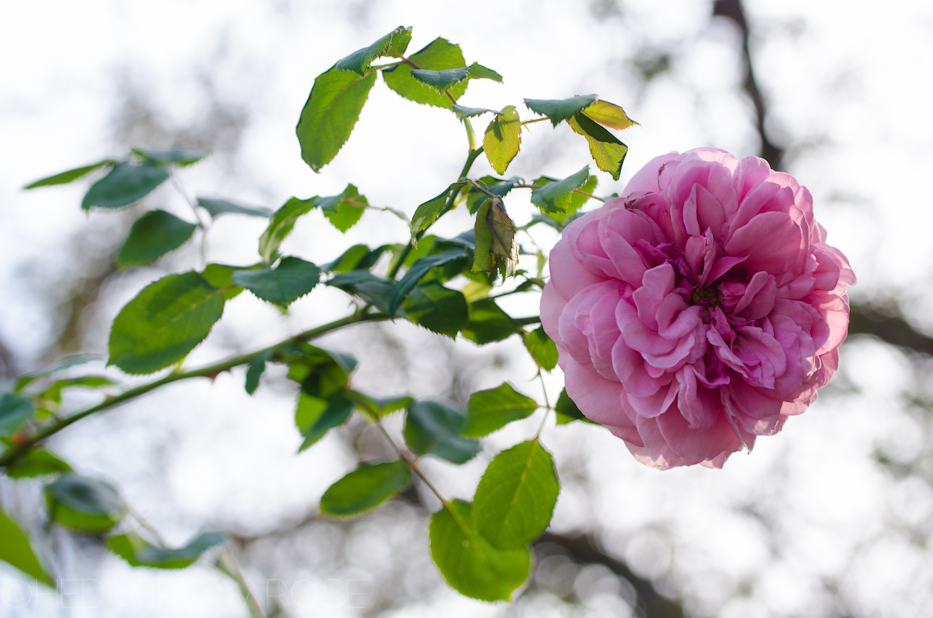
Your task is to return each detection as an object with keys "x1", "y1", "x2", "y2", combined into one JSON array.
[
  {"x1": 389, "y1": 247, "x2": 469, "y2": 317},
  {"x1": 132, "y1": 148, "x2": 206, "y2": 167},
  {"x1": 537, "y1": 174, "x2": 598, "y2": 226},
  {"x1": 316, "y1": 184, "x2": 367, "y2": 232},
  {"x1": 232, "y1": 256, "x2": 321, "y2": 308},
  {"x1": 108, "y1": 272, "x2": 226, "y2": 374},
  {"x1": 38, "y1": 376, "x2": 118, "y2": 408},
  {"x1": 320, "y1": 460, "x2": 410, "y2": 517},
  {"x1": 473, "y1": 198, "x2": 518, "y2": 279},
  {"x1": 327, "y1": 271, "x2": 394, "y2": 312},
  {"x1": 296, "y1": 392, "x2": 354, "y2": 451},
  {"x1": 410, "y1": 67, "x2": 470, "y2": 91},
  {"x1": 524, "y1": 94, "x2": 598, "y2": 126},
  {"x1": 200, "y1": 263, "x2": 247, "y2": 300},
  {"x1": 0, "y1": 393, "x2": 35, "y2": 436},
  {"x1": 23, "y1": 160, "x2": 114, "y2": 189},
  {"x1": 46, "y1": 473, "x2": 126, "y2": 532},
  {"x1": 555, "y1": 388, "x2": 591, "y2": 425},
  {"x1": 322, "y1": 244, "x2": 370, "y2": 272},
  {"x1": 108, "y1": 531, "x2": 225, "y2": 569},
  {"x1": 81, "y1": 161, "x2": 170, "y2": 210},
  {"x1": 580, "y1": 99, "x2": 637, "y2": 130},
  {"x1": 462, "y1": 383, "x2": 539, "y2": 438},
  {"x1": 14, "y1": 355, "x2": 100, "y2": 391},
  {"x1": 334, "y1": 26, "x2": 412, "y2": 75},
  {"x1": 467, "y1": 62, "x2": 503, "y2": 83},
  {"x1": 451, "y1": 105, "x2": 501, "y2": 120},
  {"x1": 245, "y1": 350, "x2": 273, "y2": 395},
  {"x1": 464, "y1": 176, "x2": 519, "y2": 215},
  {"x1": 461, "y1": 299, "x2": 522, "y2": 345},
  {"x1": 197, "y1": 197, "x2": 270, "y2": 218},
  {"x1": 483, "y1": 106, "x2": 522, "y2": 175},
  {"x1": 258, "y1": 196, "x2": 317, "y2": 263},
  {"x1": 402, "y1": 281, "x2": 469, "y2": 338},
  {"x1": 0, "y1": 510, "x2": 53, "y2": 585},
  {"x1": 116, "y1": 210, "x2": 198, "y2": 269},
  {"x1": 569, "y1": 113, "x2": 628, "y2": 181},
  {"x1": 410, "y1": 188, "x2": 451, "y2": 236},
  {"x1": 296, "y1": 68, "x2": 378, "y2": 172},
  {"x1": 350, "y1": 392, "x2": 413, "y2": 418},
  {"x1": 429, "y1": 500, "x2": 530, "y2": 602},
  {"x1": 383, "y1": 38, "x2": 468, "y2": 109},
  {"x1": 404, "y1": 401, "x2": 478, "y2": 464},
  {"x1": 473, "y1": 439, "x2": 559, "y2": 550},
  {"x1": 3, "y1": 447, "x2": 72, "y2": 479},
  {"x1": 524, "y1": 327, "x2": 558, "y2": 371},
  {"x1": 530, "y1": 167, "x2": 590, "y2": 214}
]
